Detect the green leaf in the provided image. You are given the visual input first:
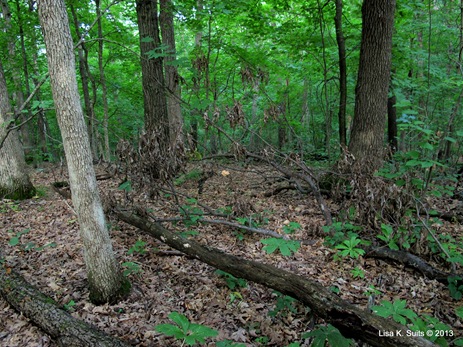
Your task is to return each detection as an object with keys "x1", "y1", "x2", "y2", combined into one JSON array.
[
  {"x1": 169, "y1": 312, "x2": 191, "y2": 333},
  {"x1": 456, "y1": 306, "x2": 463, "y2": 319},
  {"x1": 155, "y1": 324, "x2": 185, "y2": 339},
  {"x1": 9, "y1": 237, "x2": 19, "y2": 246},
  {"x1": 261, "y1": 238, "x2": 300, "y2": 256},
  {"x1": 118, "y1": 180, "x2": 132, "y2": 192}
]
